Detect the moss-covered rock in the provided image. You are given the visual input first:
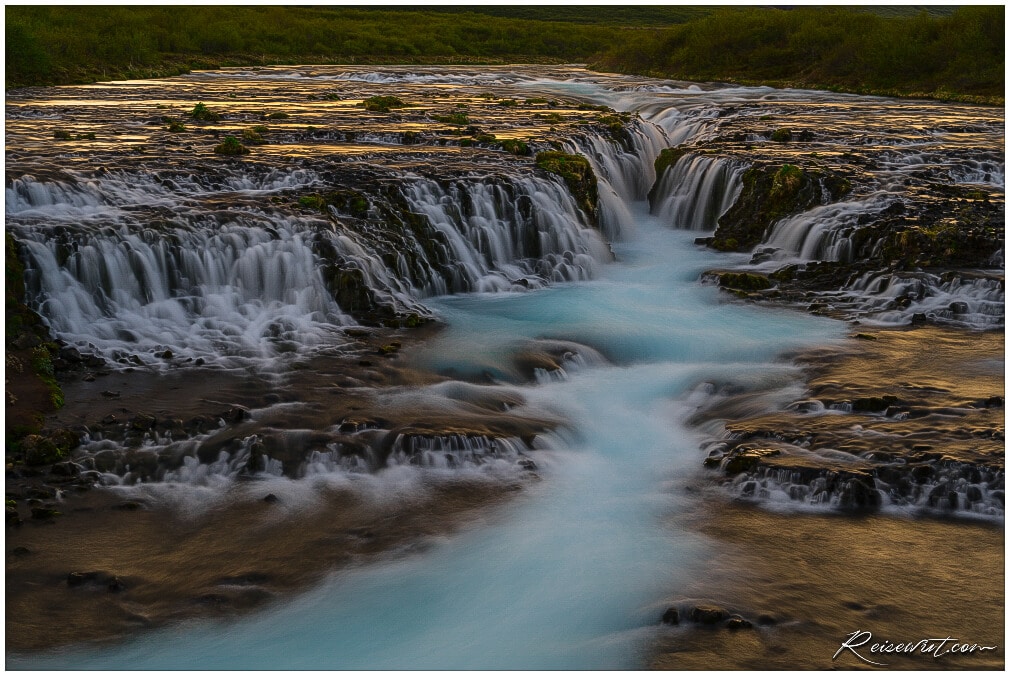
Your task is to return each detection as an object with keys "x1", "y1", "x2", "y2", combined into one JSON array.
[
  {"x1": 534, "y1": 151, "x2": 598, "y2": 220},
  {"x1": 717, "y1": 271, "x2": 773, "y2": 291},
  {"x1": 497, "y1": 139, "x2": 530, "y2": 156},
  {"x1": 362, "y1": 96, "x2": 406, "y2": 112},
  {"x1": 711, "y1": 164, "x2": 851, "y2": 252},
  {"x1": 769, "y1": 127, "x2": 792, "y2": 142},
  {"x1": 648, "y1": 146, "x2": 691, "y2": 205},
  {"x1": 213, "y1": 136, "x2": 249, "y2": 156},
  {"x1": 189, "y1": 102, "x2": 221, "y2": 122}
]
